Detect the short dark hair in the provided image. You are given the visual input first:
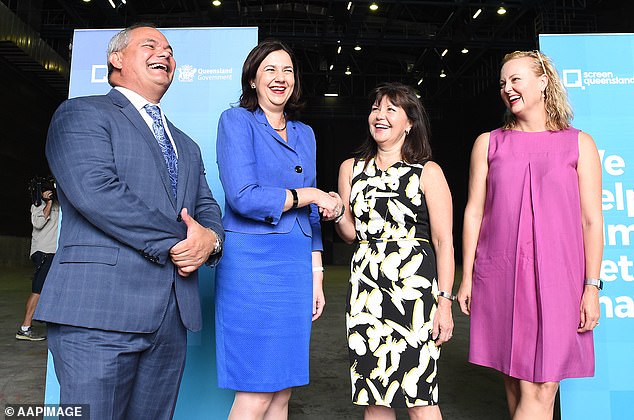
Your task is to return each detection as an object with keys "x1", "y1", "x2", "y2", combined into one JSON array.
[
  {"x1": 357, "y1": 82, "x2": 433, "y2": 165},
  {"x1": 239, "y1": 39, "x2": 304, "y2": 119}
]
